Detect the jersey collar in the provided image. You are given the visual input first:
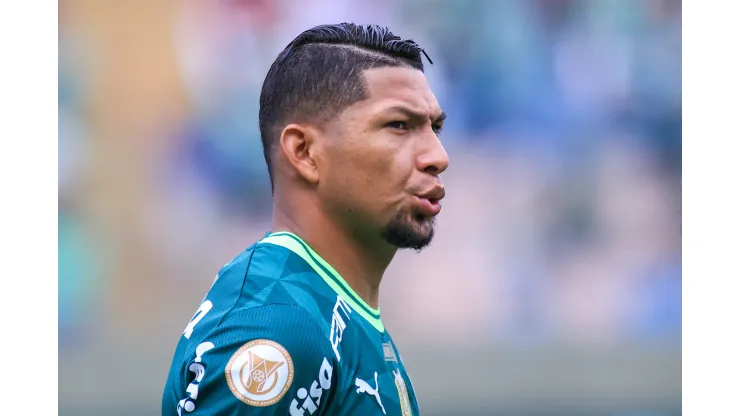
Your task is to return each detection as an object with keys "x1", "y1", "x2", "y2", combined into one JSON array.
[{"x1": 259, "y1": 231, "x2": 385, "y2": 333}]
